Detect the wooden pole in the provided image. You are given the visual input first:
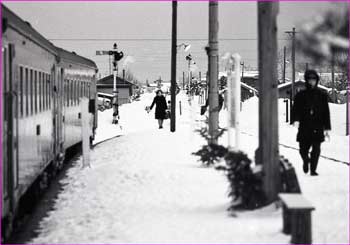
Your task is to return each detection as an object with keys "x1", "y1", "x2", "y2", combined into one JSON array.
[
  {"x1": 331, "y1": 54, "x2": 336, "y2": 103},
  {"x1": 257, "y1": 2, "x2": 280, "y2": 203},
  {"x1": 346, "y1": 90, "x2": 349, "y2": 136},
  {"x1": 183, "y1": 71, "x2": 185, "y2": 89},
  {"x1": 283, "y1": 46, "x2": 286, "y2": 84},
  {"x1": 170, "y1": 1, "x2": 177, "y2": 132},
  {"x1": 208, "y1": 0, "x2": 219, "y2": 144},
  {"x1": 81, "y1": 98, "x2": 90, "y2": 168},
  {"x1": 227, "y1": 54, "x2": 241, "y2": 151},
  {"x1": 292, "y1": 27, "x2": 296, "y2": 101}
]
